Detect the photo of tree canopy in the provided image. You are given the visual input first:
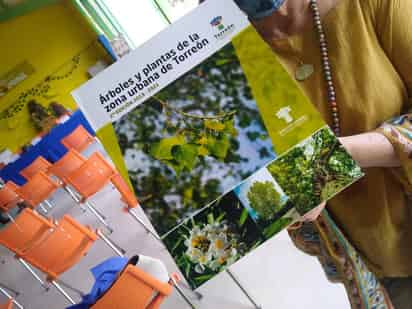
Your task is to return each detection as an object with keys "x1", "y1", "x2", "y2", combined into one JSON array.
[
  {"x1": 267, "y1": 127, "x2": 364, "y2": 215},
  {"x1": 234, "y1": 167, "x2": 296, "y2": 239},
  {"x1": 114, "y1": 43, "x2": 276, "y2": 235},
  {"x1": 162, "y1": 191, "x2": 264, "y2": 289}
]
